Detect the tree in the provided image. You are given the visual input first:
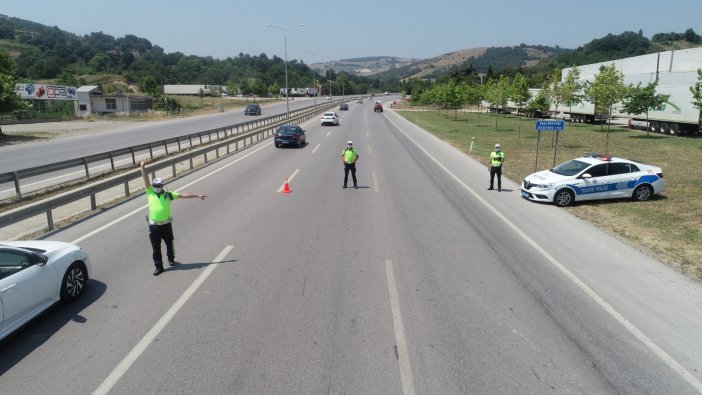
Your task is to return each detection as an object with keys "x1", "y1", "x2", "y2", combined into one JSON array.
[
  {"x1": 585, "y1": 64, "x2": 627, "y2": 154},
  {"x1": 621, "y1": 81, "x2": 669, "y2": 136},
  {"x1": 546, "y1": 69, "x2": 563, "y2": 119},
  {"x1": 526, "y1": 90, "x2": 549, "y2": 117},
  {"x1": 140, "y1": 75, "x2": 161, "y2": 96},
  {"x1": 88, "y1": 52, "x2": 113, "y2": 73},
  {"x1": 0, "y1": 51, "x2": 28, "y2": 135},
  {"x1": 690, "y1": 68, "x2": 702, "y2": 134},
  {"x1": 511, "y1": 73, "x2": 531, "y2": 137},
  {"x1": 484, "y1": 76, "x2": 512, "y2": 129},
  {"x1": 560, "y1": 67, "x2": 583, "y2": 121}
]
